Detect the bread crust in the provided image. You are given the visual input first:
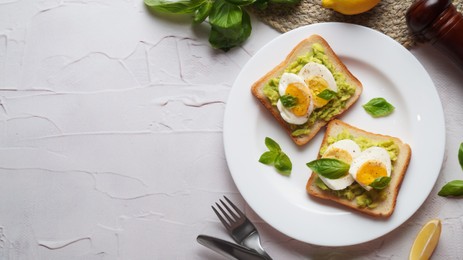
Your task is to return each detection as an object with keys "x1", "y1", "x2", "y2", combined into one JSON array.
[
  {"x1": 306, "y1": 119, "x2": 412, "y2": 218},
  {"x1": 251, "y1": 34, "x2": 363, "y2": 146}
]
